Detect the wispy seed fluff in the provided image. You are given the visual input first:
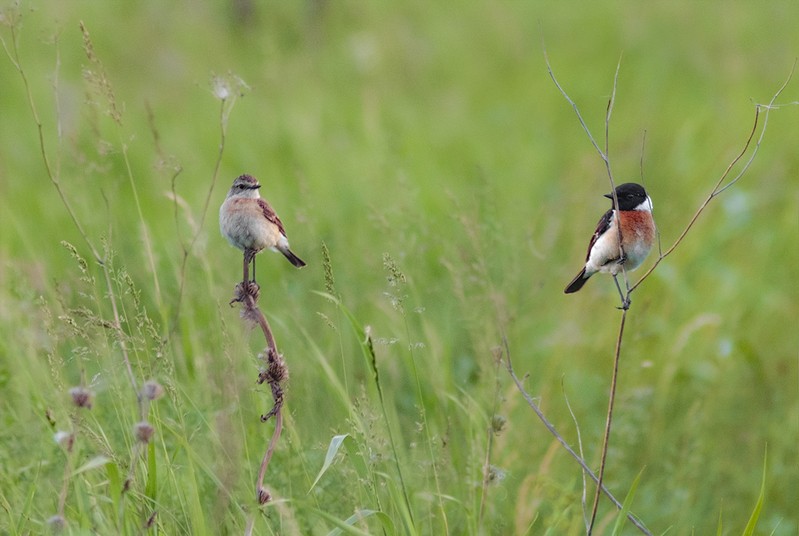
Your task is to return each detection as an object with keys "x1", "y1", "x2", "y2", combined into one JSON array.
[
  {"x1": 141, "y1": 380, "x2": 164, "y2": 401},
  {"x1": 54, "y1": 431, "x2": 75, "y2": 451}
]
